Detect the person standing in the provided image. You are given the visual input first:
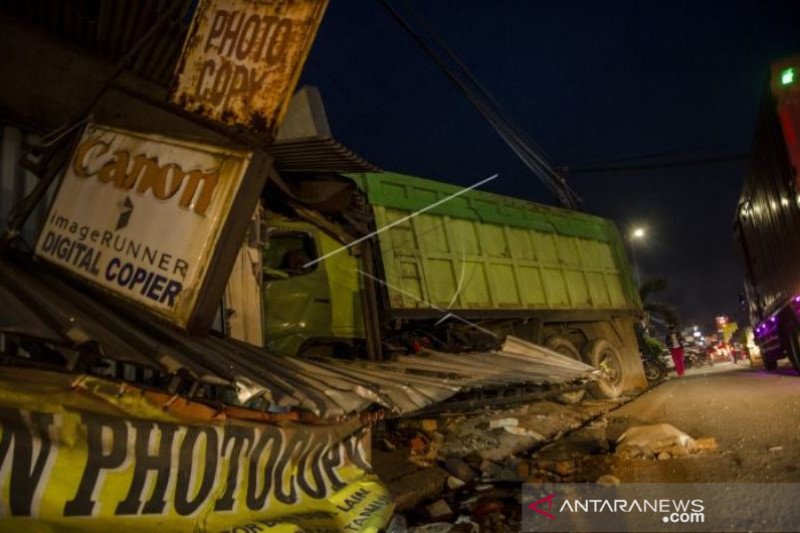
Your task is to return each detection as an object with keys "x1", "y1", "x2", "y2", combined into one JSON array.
[{"x1": 666, "y1": 329, "x2": 685, "y2": 376}]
